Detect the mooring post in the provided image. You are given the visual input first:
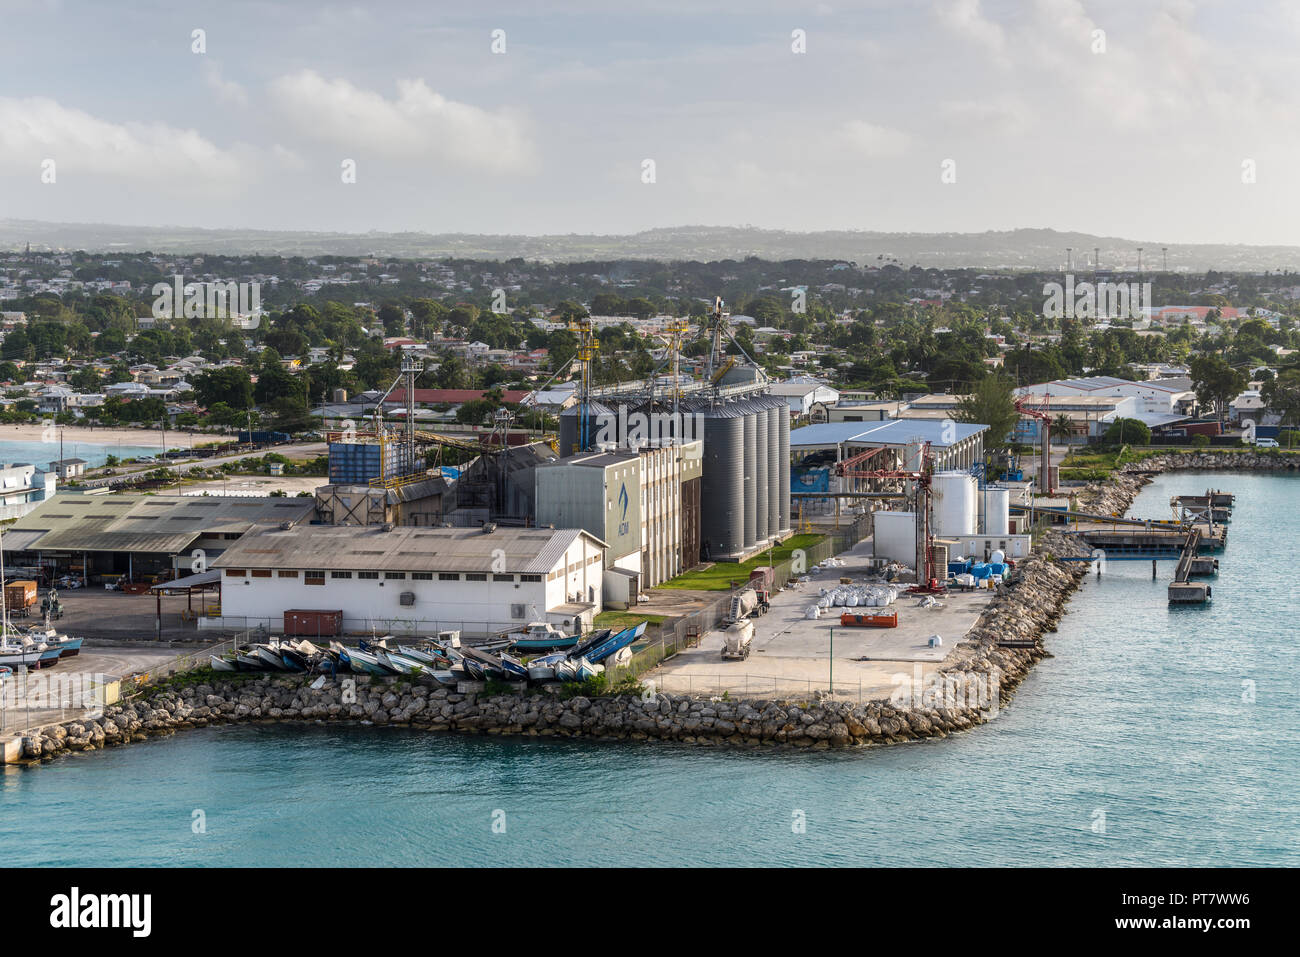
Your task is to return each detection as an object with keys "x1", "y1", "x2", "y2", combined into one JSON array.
[{"x1": 1152, "y1": 559, "x2": 1157, "y2": 580}]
